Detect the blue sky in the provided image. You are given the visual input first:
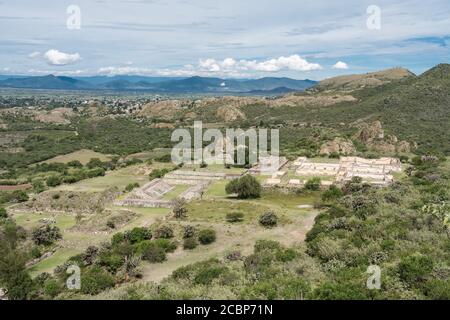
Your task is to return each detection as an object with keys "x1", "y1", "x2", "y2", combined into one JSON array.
[{"x1": 0, "y1": 0, "x2": 449, "y2": 80}]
